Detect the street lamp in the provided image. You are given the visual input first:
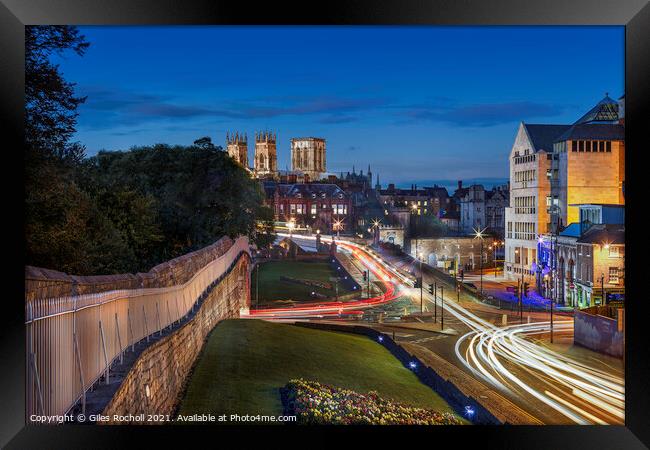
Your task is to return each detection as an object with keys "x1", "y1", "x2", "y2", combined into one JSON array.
[
  {"x1": 473, "y1": 227, "x2": 487, "y2": 297},
  {"x1": 371, "y1": 218, "x2": 382, "y2": 246},
  {"x1": 287, "y1": 218, "x2": 295, "y2": 238},
  {"x1": 333, "y1": 218, "x2": 343, "y2": 238}
]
